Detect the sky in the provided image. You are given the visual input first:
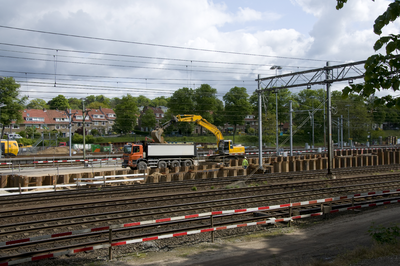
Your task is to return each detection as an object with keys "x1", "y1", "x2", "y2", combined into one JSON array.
[{"x1": 0, "y1": 0, "x2": 398, "y2": 103}]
